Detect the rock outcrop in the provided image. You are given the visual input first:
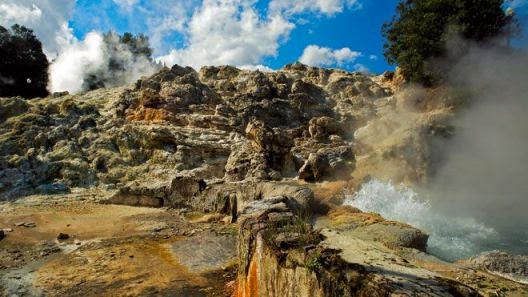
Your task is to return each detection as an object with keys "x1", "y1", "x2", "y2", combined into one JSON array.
[
  {"x1": 1, "y1": 63, "x2": 396, "y2": 200},
  {"x1": 234, "y1": 196, "x2": 481, "y2": 297},
  {"x1": 463, "y1": 251, "x2": 528, "y2": 284}
]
